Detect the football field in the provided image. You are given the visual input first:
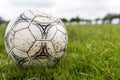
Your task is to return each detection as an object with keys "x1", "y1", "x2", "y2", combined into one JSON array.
[{"x1": 0, "y1": 24, "x2": 120, "y2": 80}]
